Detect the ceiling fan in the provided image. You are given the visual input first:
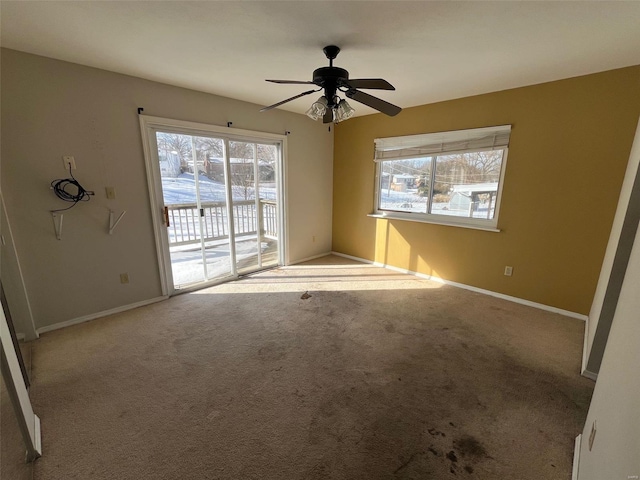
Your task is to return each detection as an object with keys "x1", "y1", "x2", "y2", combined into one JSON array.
[{"x1": 260, "y1": 45, "x2": 402, "y2": 123}]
